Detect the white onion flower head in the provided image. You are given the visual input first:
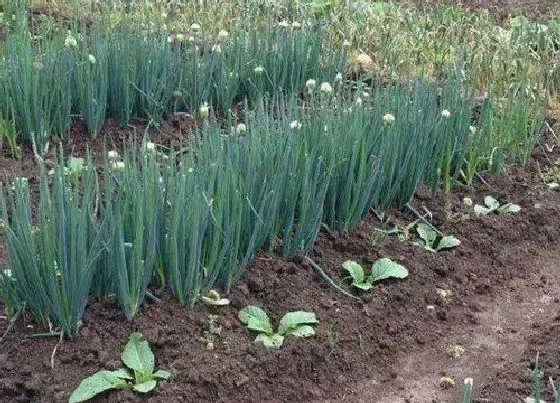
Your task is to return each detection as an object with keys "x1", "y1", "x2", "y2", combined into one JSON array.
[
  {"x1": 292, "y1": 21, "x2": 302, "y2": 29},
  {"x1": 107, "y1": 150, "x2": 119, "y2": 161},
  {"x1": 305, "y1": 79, "x2": 316, "y2": 92},
  {"x1": 111, "y1": 161, "x2": 125, "y2": 170},
  {"x1": 342, "y1": 39, "x2": 351, "y2": 48},
  {"x1": 145, "y1": 142, "x2": 156, "y2": 153},
  {"x1": 88, "y1": 54, "x2": 96, "y2": 64},
  {"x1": 200, "y1": 102, "x2": 210, "y2": 119},
  {"x1": 236, "y1": 123, "x2": 247, "y2": 135},
  {"x1": 356, "y1": 97, "x2": 363, "y2": 106},
  {"x1": 218, "y1": 30, "x2": 229, "y2": 39},
  {"x1": 441, "y1": 109, "x2": 451, "y2": 118},
  {"x1": 383, "y1": 113, "x2": 395, "y2": 125},
  {"x1": 167, "y1": 36, "x2": 173, "y2": 43},
  {"x1": 32, "y1": 61, "x2": 44, "y2": 71},
  {"x1": 190, "y1": 23, "x2": 201, "y2": 32},
  {"x1": 469, "y1": 125, "x2": 476, "y2": 135},
  {"x1": 320, "y1": 82, "x2": 333, "y2": 96},
  {"x1": 278, "y1": 21, "x2": 289, "y2": 28},
  {"x1": 290, "y1": 120, "x2": 302, "y2": 130},
  {"x1": 254, "y1": 66, "x2": 265, "y2": 74},
  {"x1": 188, "y1": 36, "x2": 195, "y2": 42},
  {"x1": 211, "y1": 44, "x2": 222, "y2": 53},
  {"x1": 64, "y1": 34, "x2": 78, "y2": 48},
  {"x1": 175, "y1": 33, "x2": 185, "y2": 42},
  {"x1": 334, "y1": 72, "x2": 343, "y2": 82}
]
